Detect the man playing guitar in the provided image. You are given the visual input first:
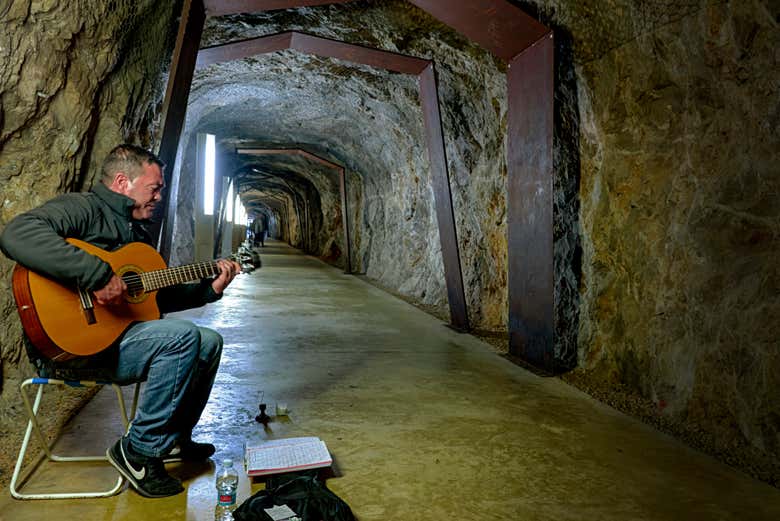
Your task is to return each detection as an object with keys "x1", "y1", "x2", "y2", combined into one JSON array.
[{"x1": 0, "y1": 144, "x2": 242, "y2": 498}]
